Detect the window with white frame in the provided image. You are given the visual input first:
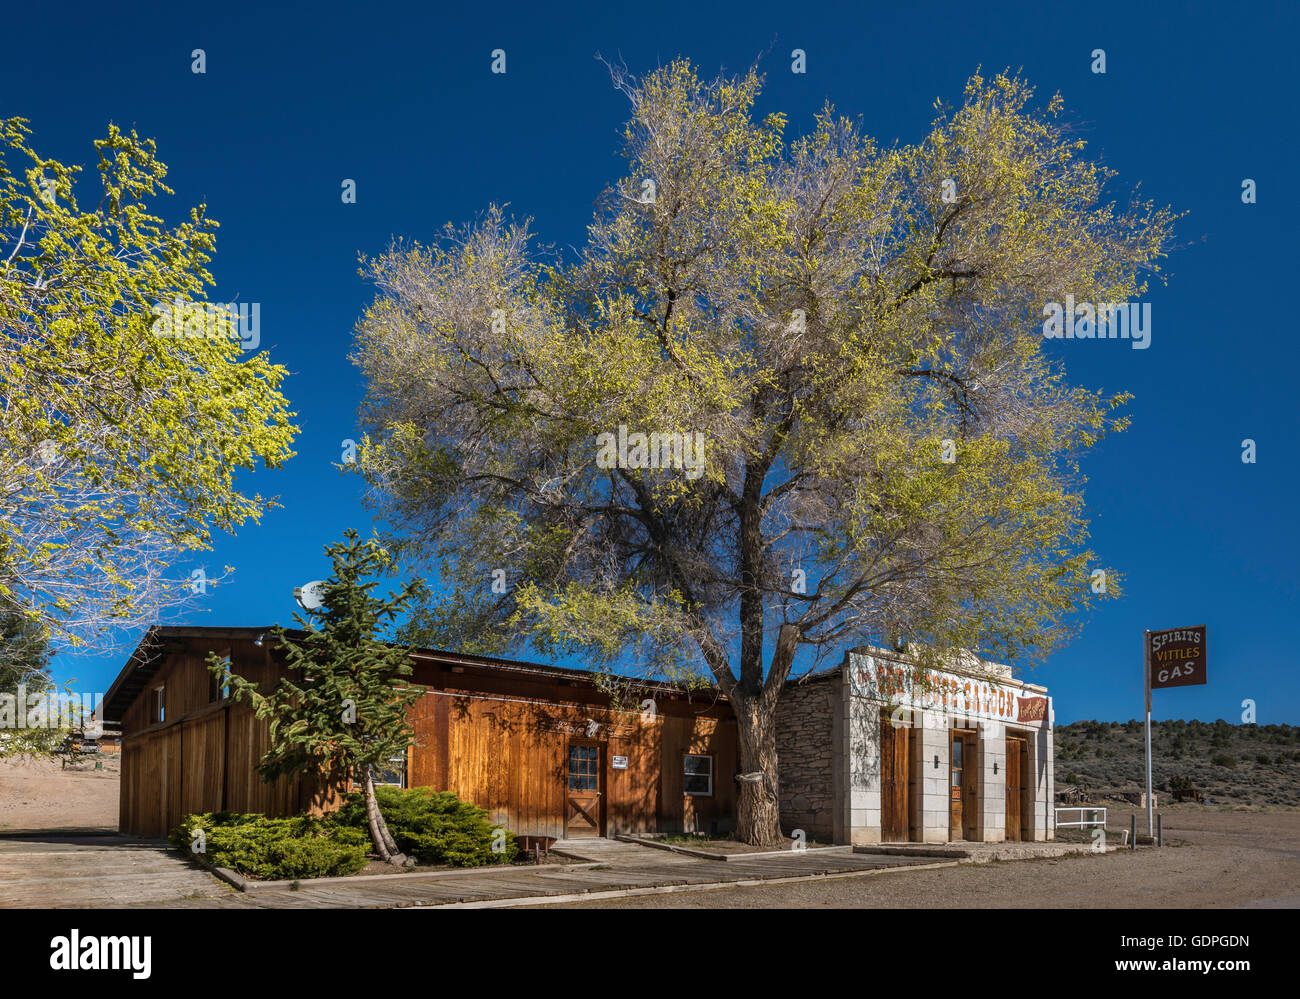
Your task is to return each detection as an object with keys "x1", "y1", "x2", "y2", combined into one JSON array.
[
  {"x1": 372, "y1": 755, "x2": 408, "y2": 788},
  {"x1": 683, "y1": 754, "x2": 713, "y2": 796},
  {"x1": 155, "y1": 685, "x2": 165, "y2": 723}
]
